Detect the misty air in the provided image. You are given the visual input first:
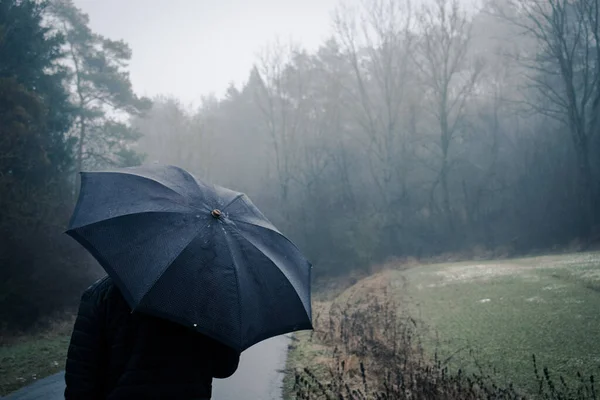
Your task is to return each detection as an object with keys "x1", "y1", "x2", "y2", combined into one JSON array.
[{"x1": 1, "y1": 0, "x2": 599, "y2": 399}]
